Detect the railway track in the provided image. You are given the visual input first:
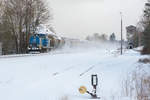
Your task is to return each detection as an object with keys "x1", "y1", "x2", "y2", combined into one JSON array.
[
  {"x1": 0, "y1": 53, "x2": 49, "y2": 59},
  {"x1": 0, "y1": 50, "x2": 75, "y2": 59}
]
